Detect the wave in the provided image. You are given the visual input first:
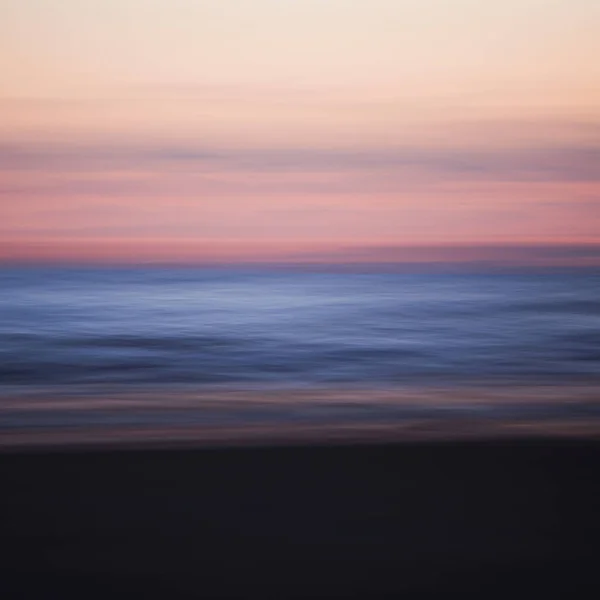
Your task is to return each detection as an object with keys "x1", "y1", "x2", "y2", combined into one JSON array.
[{"x1": 1, "y1": 269, "x2": 599, "y2": 390}]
